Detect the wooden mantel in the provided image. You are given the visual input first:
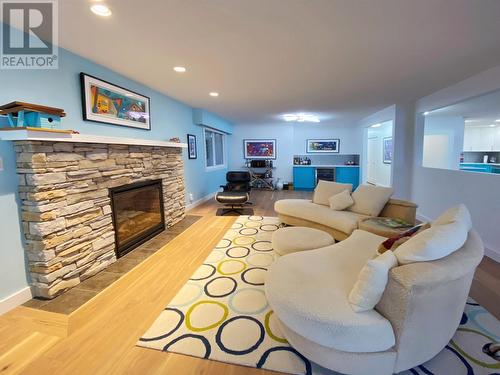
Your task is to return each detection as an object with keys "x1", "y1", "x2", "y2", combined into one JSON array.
[{"x1": 0, "y1": 127, "x2": 187, "y2": 148}]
